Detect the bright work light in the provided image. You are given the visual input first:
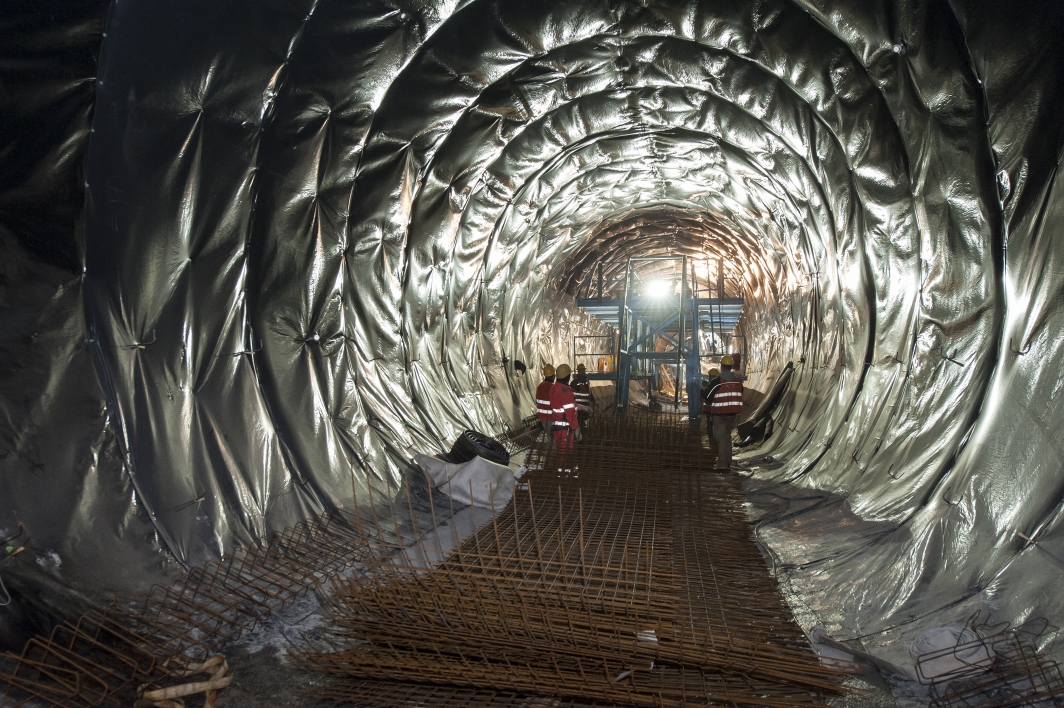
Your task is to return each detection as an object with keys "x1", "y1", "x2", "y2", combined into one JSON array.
[{"x1": 646, "y1": 279, "x2": 671, "y2": 298}]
